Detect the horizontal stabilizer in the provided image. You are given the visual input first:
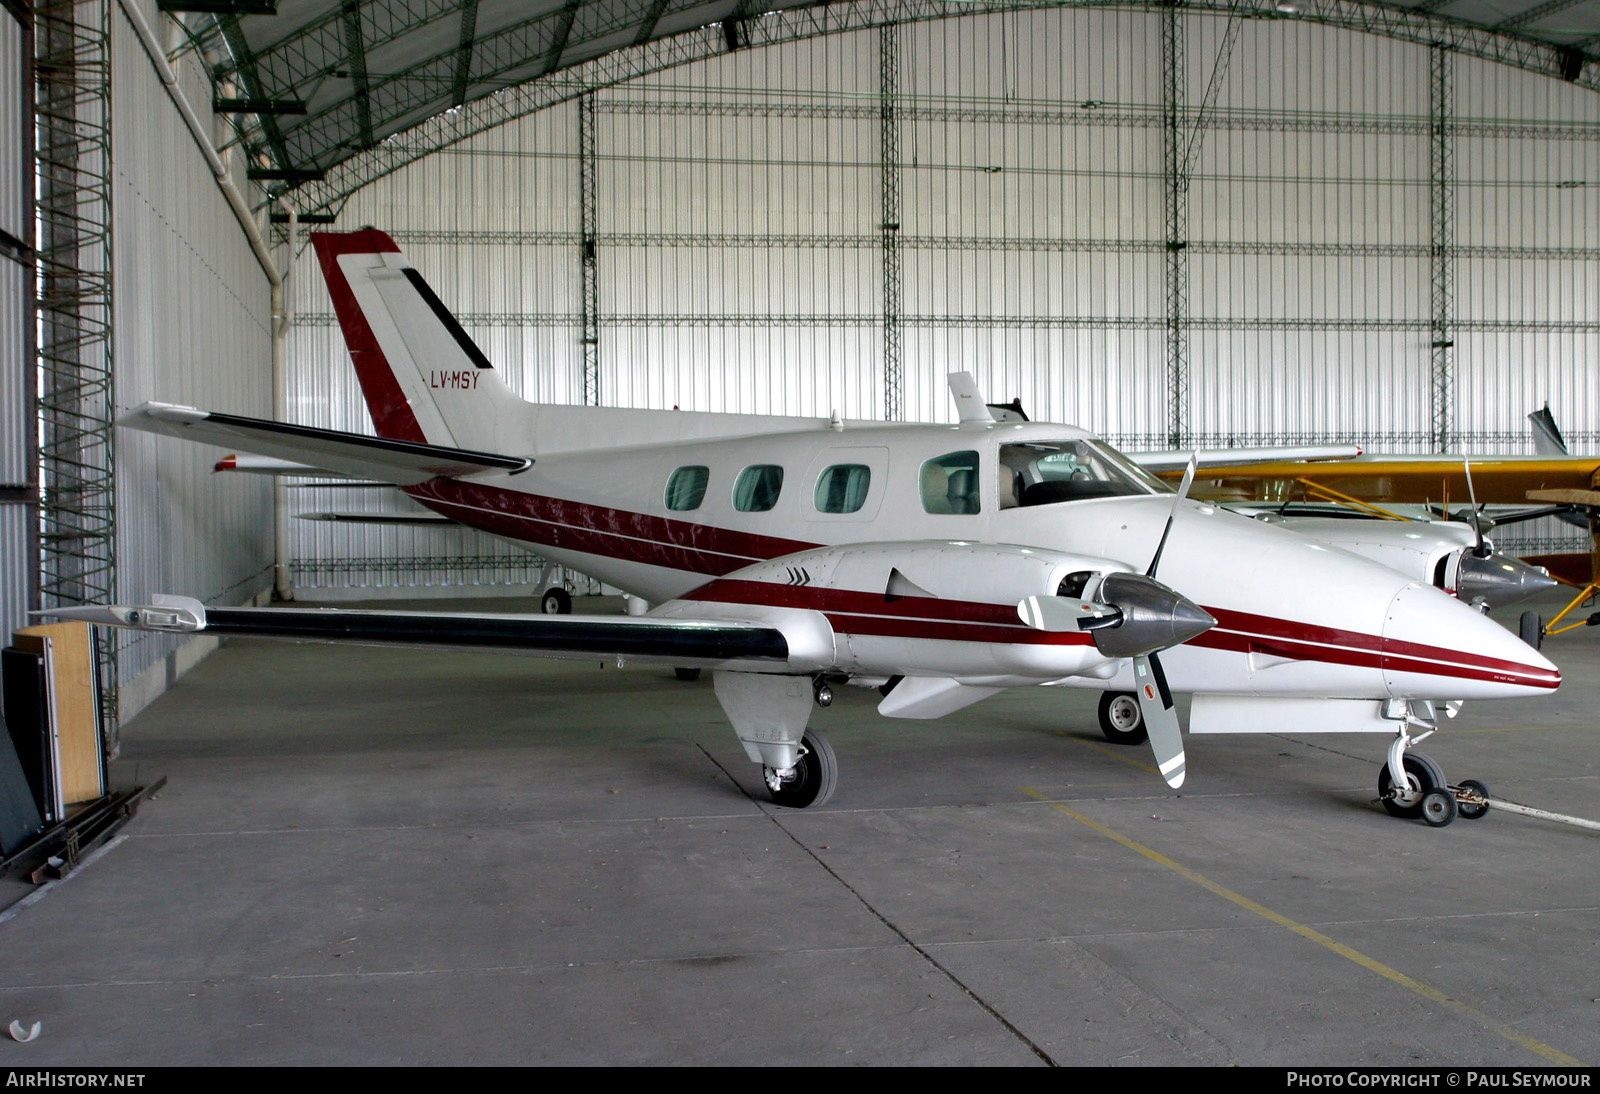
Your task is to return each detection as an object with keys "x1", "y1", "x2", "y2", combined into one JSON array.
[
  {"x1": 296, "y1": 512, "x2": 455, "y2": 525},
  {"x1": 214, "y1": 454, "x2": 358, "y2": 477},
  {"x1": 36, "y1": 599, "x2": 790, "y2": 666},
  {"x1": 125, "y1": 402, "x2": 530, "y2": 486}
]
